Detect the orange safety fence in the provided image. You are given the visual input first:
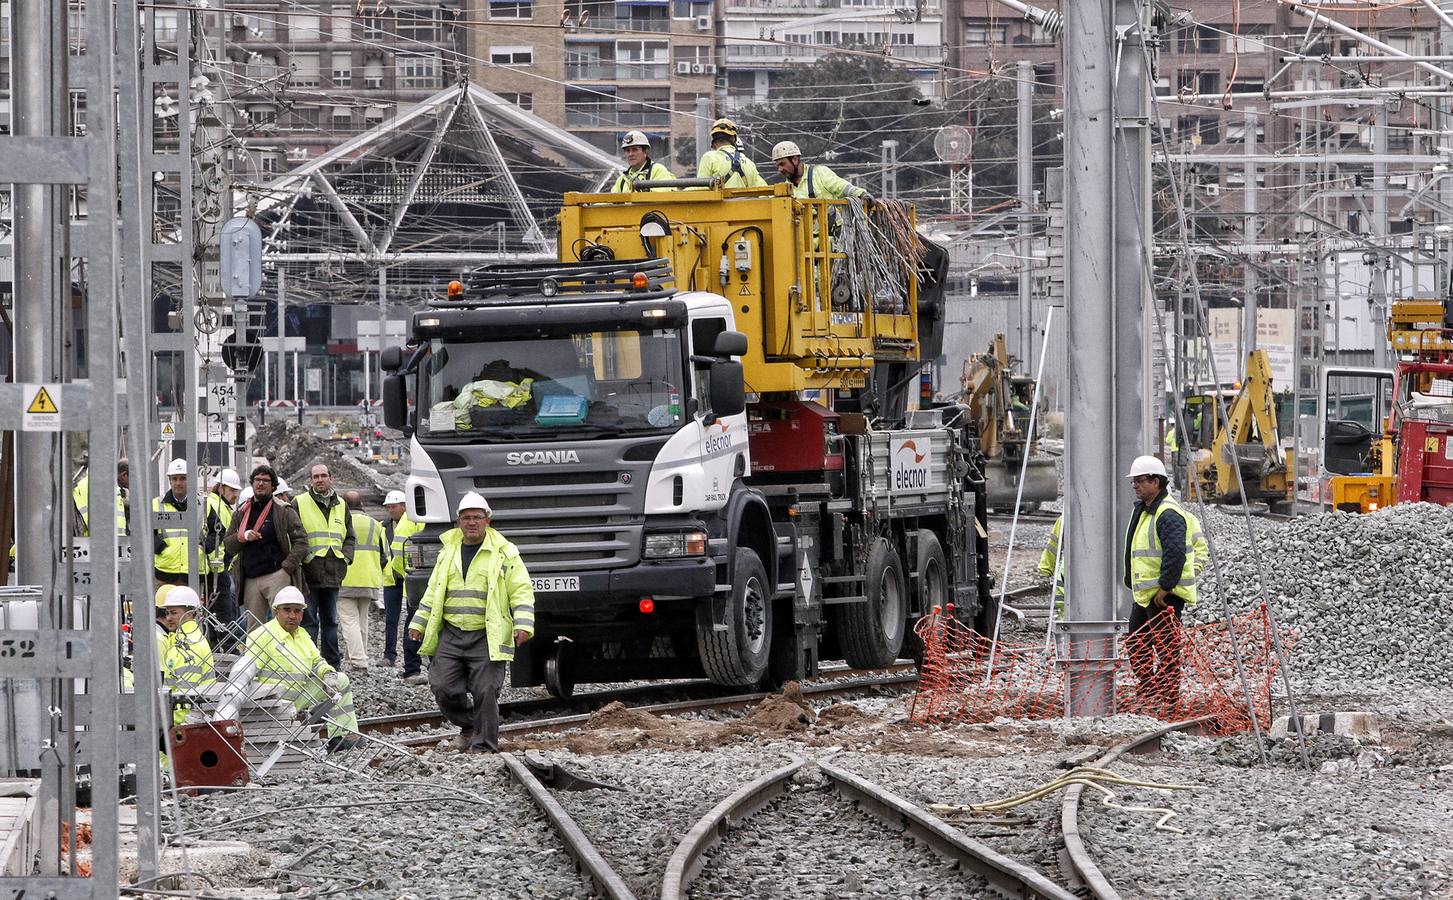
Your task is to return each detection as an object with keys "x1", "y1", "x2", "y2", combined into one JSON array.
[{"x1": 908, "y1": 603, "x2": 1294, "y2": 735}]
